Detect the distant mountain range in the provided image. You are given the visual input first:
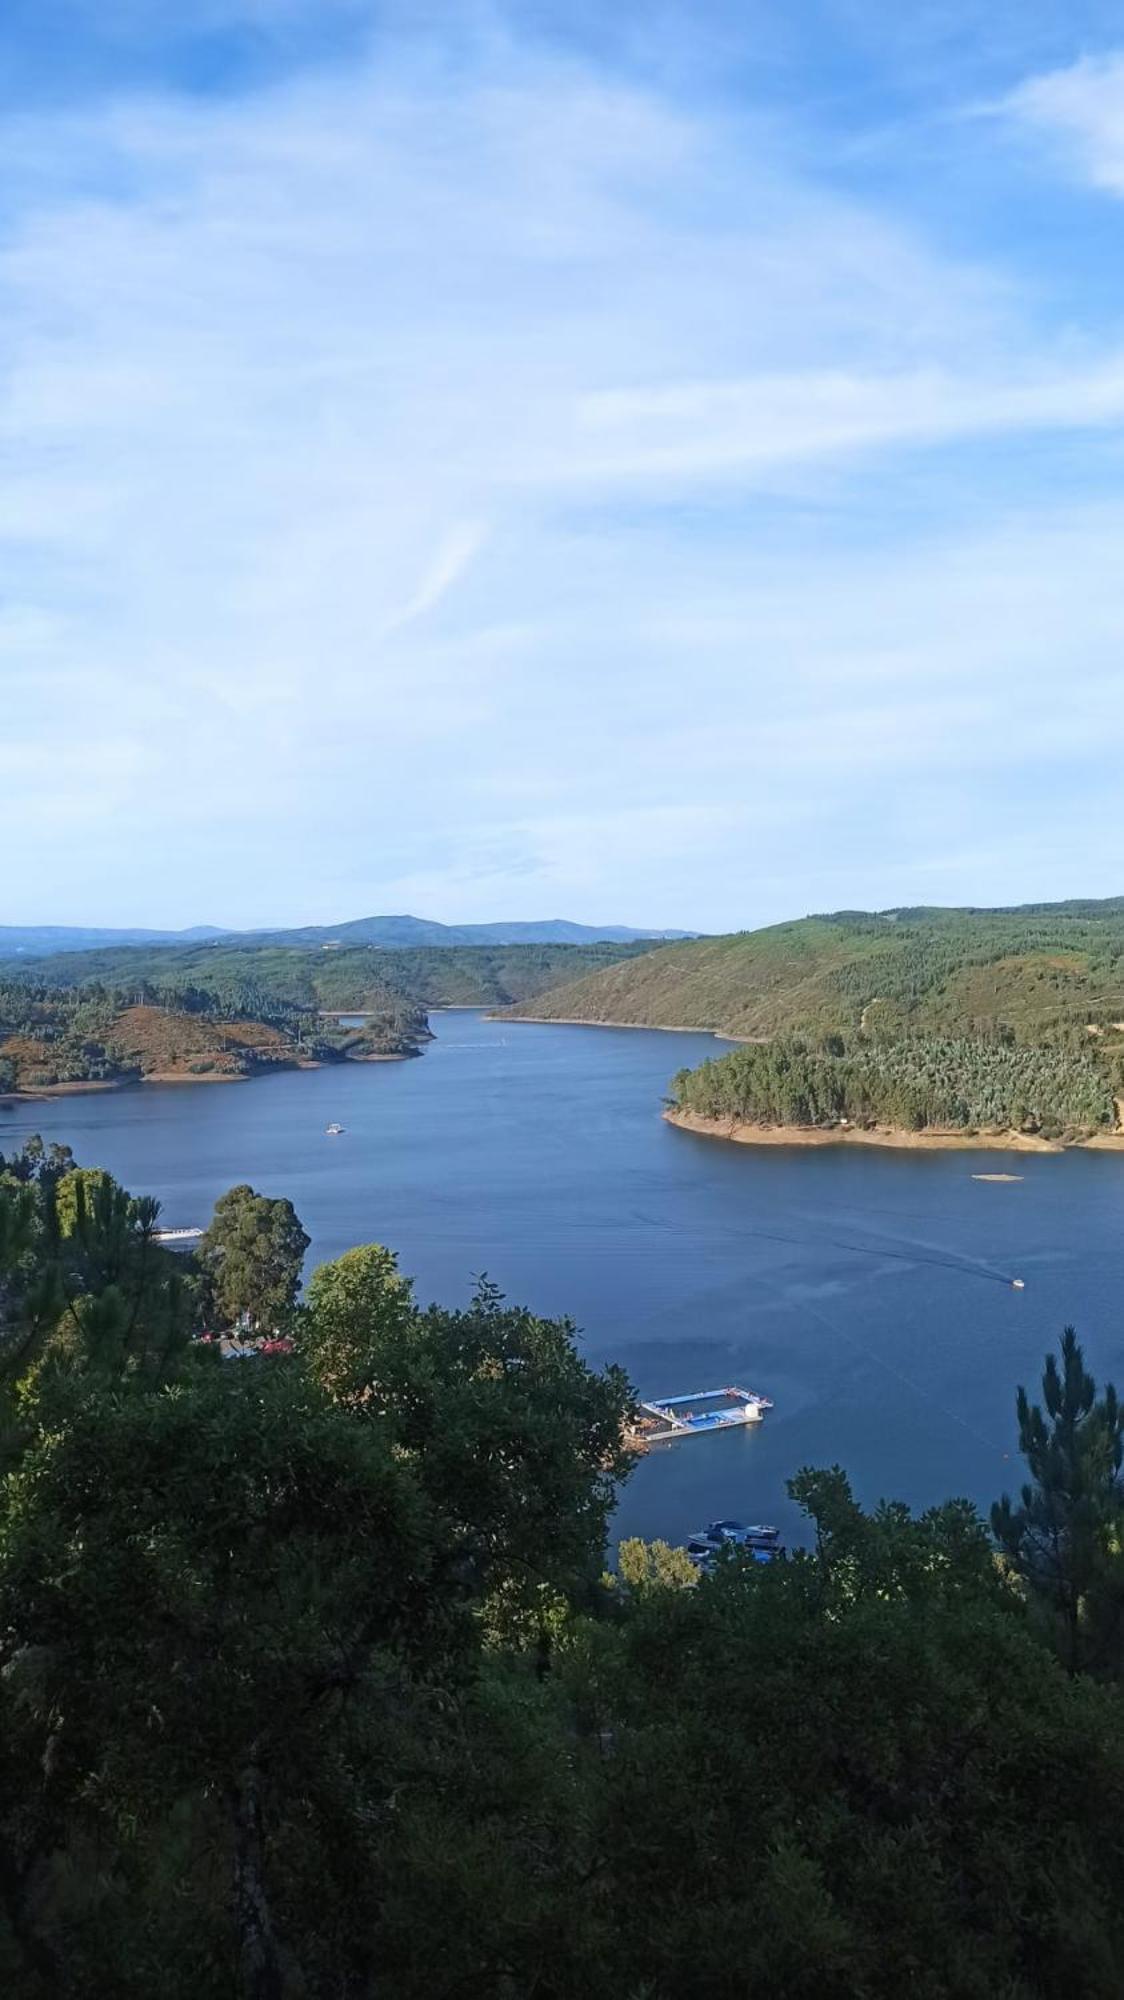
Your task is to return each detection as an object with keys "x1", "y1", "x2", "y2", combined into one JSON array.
[
  {"x1": 0, "y1": 925, "x2": 229, "y2": 959},
  {"x1": 0, "y1": 915, "x2": 694, "y2": 960}
]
